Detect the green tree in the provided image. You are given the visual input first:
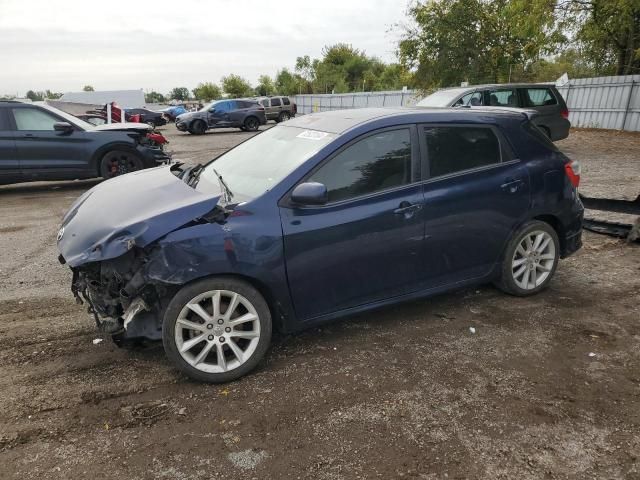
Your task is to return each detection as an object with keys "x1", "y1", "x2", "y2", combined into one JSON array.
[
  {"x1": 169, "y1": 87, "x2": 190, "y2": 101},
  {"x1": 25, "y1": 90, "x2": 43, "y2": 101},
  {"x1": 145, "y1": 91, "x2": 166, "y2": 103},
  {"x1": 192, "y1": 82, "x2": 222, "y2": 101},
  {"x1": 399, "y1": 0, "x2": 562, "y2": 89},
  {"x1": 82, "y1": 85, "x2": 94, "y2": 91},
  {"x1": 45, "y1": 90, "x2": 63, "y2": 99},
  {"x1": 275, "y1": 68, "x2": 302, "y2": 95},
  {"x1": 221, "y1": 74, "x2": 253, "y2": 97},
  {"x1": 558, "y1": 0, "x2": 640, "y2": 75},
  {"x1": 255, "y1": 75, "x2": 276, "y2": 96}
]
